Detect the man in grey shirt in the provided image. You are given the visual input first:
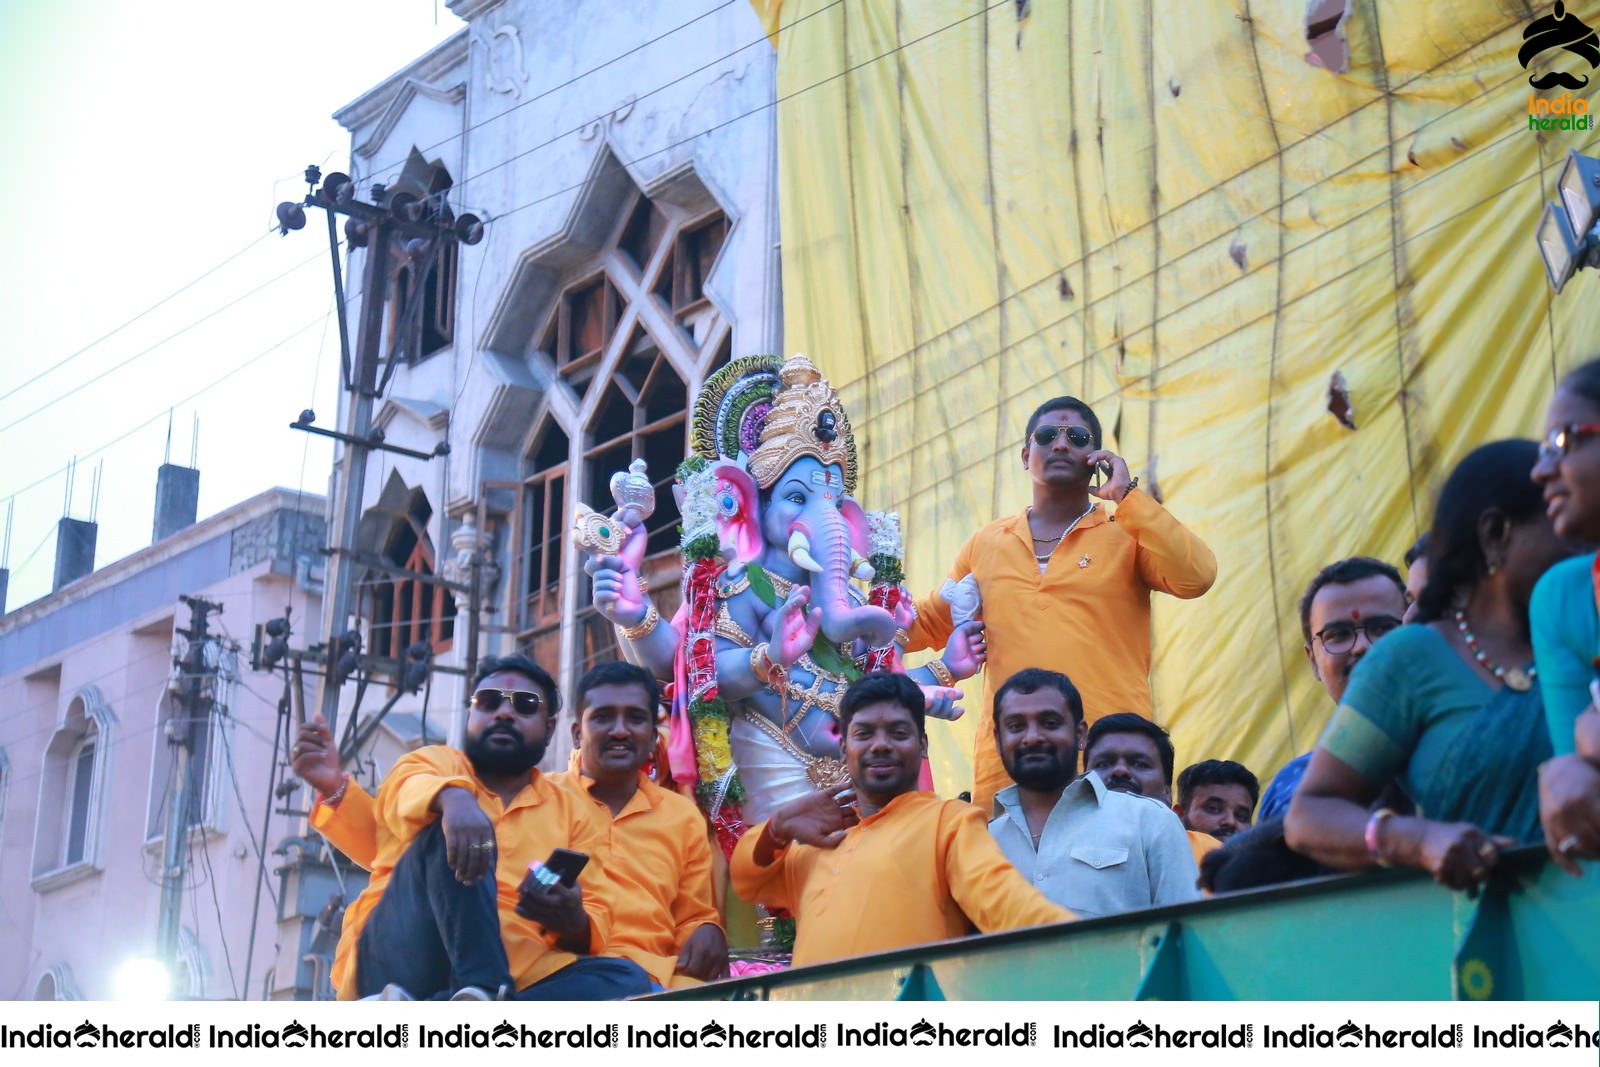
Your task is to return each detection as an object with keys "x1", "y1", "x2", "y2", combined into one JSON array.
[{"x1": 989, "y1": 668, "x2": 1200, "y2": 918}]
